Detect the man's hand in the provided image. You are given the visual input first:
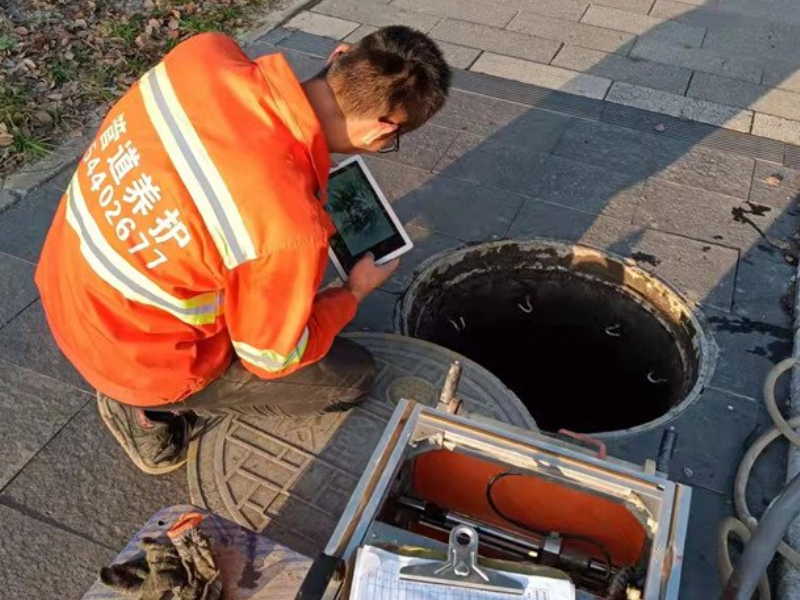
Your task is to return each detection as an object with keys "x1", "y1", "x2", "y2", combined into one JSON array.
[{"x1": 345, "y1": 253, "x2": 399, "y2": 302}]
